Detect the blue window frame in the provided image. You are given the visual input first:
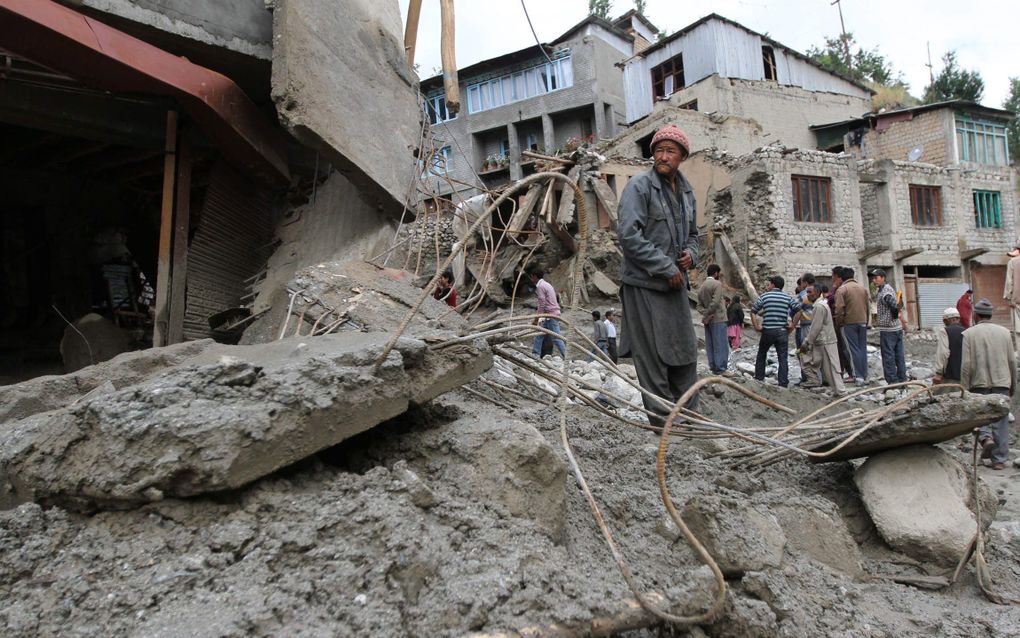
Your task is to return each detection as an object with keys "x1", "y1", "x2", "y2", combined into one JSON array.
[
  {"x1": 421, "y1": 145, "x2": 452, "y2": 177},
  {"x1": 425, "y1": 95, "x2": 455, "y2": 125},
  {"x1": 956, "y1": 115, "x2": 1009, "y2": 166},
  {"x1": 973, "y1": 190, "x2": 1002, "y2": 229},
  {"x1": 465, "y1": 55, "x2": 573, "y2": 114}
]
